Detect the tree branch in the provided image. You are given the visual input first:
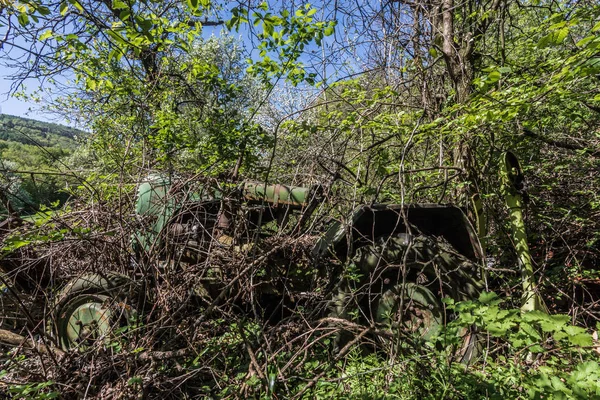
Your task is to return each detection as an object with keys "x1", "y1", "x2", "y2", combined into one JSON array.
[{"x1": 522, "y1": 128, "x2": 600, "y2": 158}]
